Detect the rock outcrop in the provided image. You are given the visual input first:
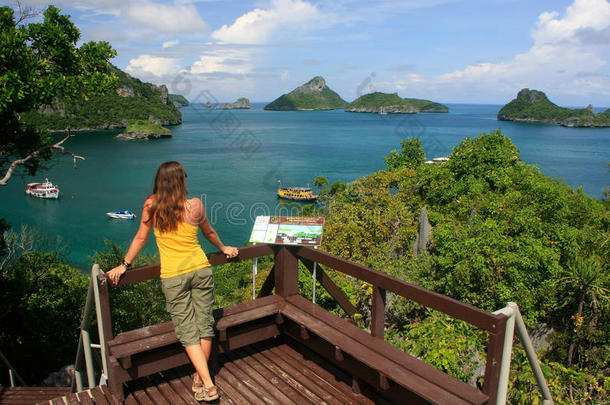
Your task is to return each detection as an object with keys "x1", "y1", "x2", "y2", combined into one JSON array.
[
  {"x1": 413, "y1": 206, "x2": 432, "y2": 255},
  {"x1": 115, "y1": 119, "x2": 172, "y2": 140},
  {"x1": 218, "y1": 97, "x2": 251, "y2": 109}
]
